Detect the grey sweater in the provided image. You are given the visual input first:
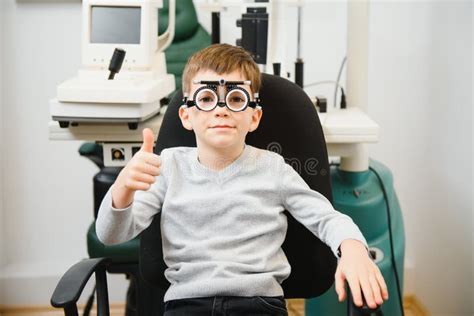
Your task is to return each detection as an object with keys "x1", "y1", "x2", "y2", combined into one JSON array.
[{"x1": 96, "y1": 144, "x2": 367, "y2": 301}]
